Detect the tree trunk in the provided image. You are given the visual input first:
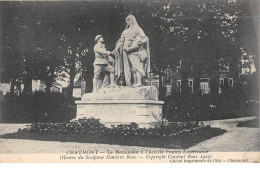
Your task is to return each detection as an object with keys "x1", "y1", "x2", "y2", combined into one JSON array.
[
  {"x1": 24, "y1": 63, "x2": 32, "y2": 94},
  {"x1": 68, "y1": 61, "x2": 76, "y2": 101},
  {"x1": 23, "y1": 74, "x2": 32, "y2": 113},
  {"x1": 45, "y1": 68, "x2": 55, "y2": 94},
  {"x1": 17, "y1": 83, "x2": 21, "y2": 95},
  {"x1": 68, "y1": 73, "x2": 75, "y2": 100},
  {"x1": 45, "y1": 81, "x2": 51, "y2": 94},
  {"x1": 180, "y1": 60, "x2": 189, "y2": 95},
  {"x1": 193, "y1": 75, "x2": 201, "y2": 94},
  {"x1": 181, "y1": 72, "x2": 189, "y2": 95},
  {"x1": 10, "y1": 79, "x2": 15, "y2": 95}
]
